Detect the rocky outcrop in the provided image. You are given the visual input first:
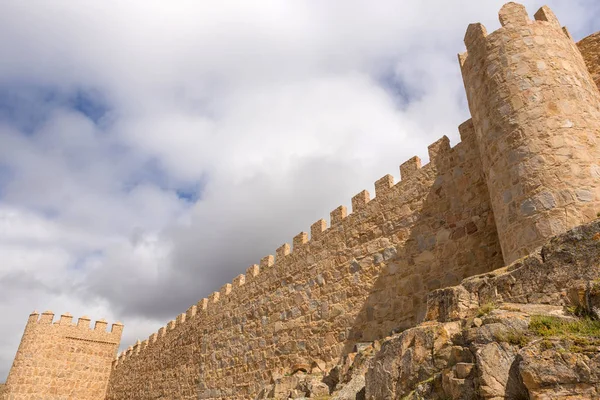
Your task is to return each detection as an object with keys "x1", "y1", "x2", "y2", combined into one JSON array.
[
  {"x1": 426, "y1": 219, "x2": 600, "y2": 323},
  {"x1": 256, "y1": 220, "x2": 600, "y2": 399},
  {"x1": 367, "y1": 303, "x2": 580, "y2": 399},
  {"x1": 255, "y1": 343, "x2": 376, "y2": 399},
  {"x1": 365, "y1": 219, "x2": 600, "y2": 399}
]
